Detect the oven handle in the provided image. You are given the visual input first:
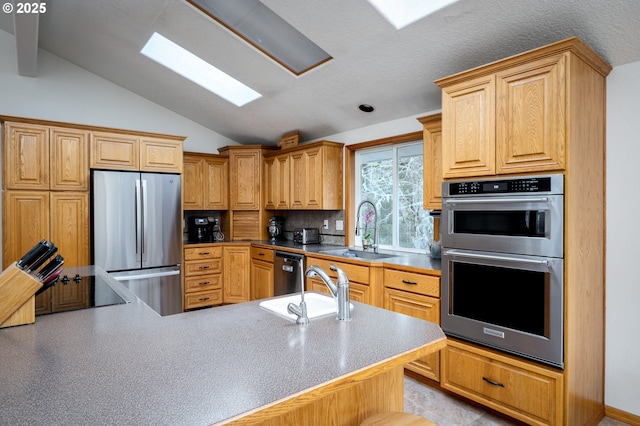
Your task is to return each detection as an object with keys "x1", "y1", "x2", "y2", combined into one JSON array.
[
  {"x1": 443, "y1": 249, "x2": 550, "y2": 267},
  {"x1": 444, "y1": 197, "x2": 549, "y2": 205}
]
